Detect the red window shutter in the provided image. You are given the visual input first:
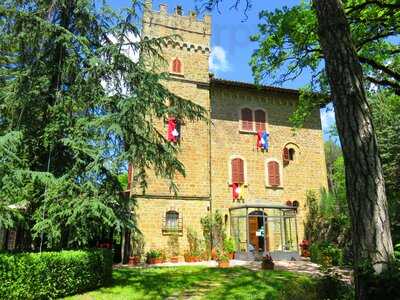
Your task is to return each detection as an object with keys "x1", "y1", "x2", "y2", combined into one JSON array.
[
  {"x1": 268, "y1": 161, "x2": 280, "y2": 187},
  {"x1": 241, "y1": 108, "x2": 253, "y2": 131},
  {"x1": 232, "y1": 158, "x2": 244, "y2": 184},
  {"x1": 172, "y1": 58, "x2": 181, "y2": 73},
  {"x1": 283, "y1": 147, "x2": 289, "y2": 163},
  {"x1": 127, "y1": 164, "x2": 133, "y2": 190},
  {"x1": 255, "y1": 109, "x2": 266, "y2": 131}
]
